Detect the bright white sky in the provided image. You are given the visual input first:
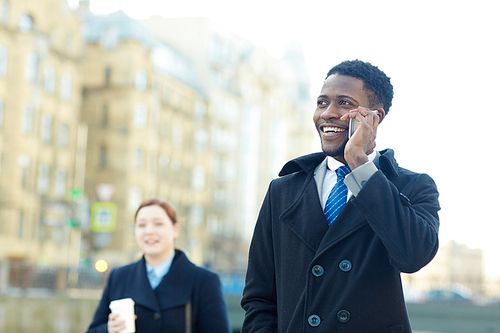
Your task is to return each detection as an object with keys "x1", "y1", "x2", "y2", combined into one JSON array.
[{"x1": 68, "y1": 0, "x2": 500, "y2": 276}]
